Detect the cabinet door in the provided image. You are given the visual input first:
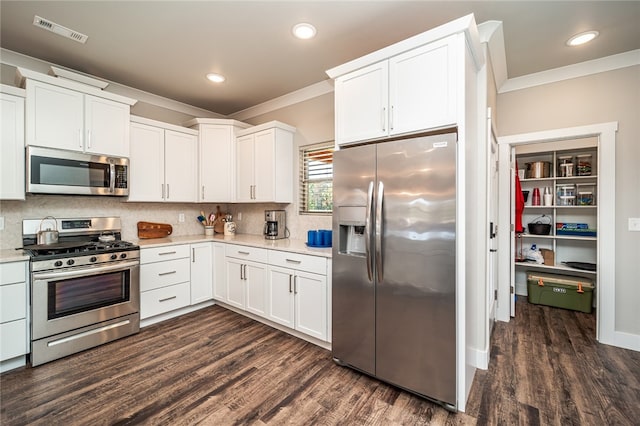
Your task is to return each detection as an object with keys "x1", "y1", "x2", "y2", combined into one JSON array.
[
  {"x1": 212, "y1": 243, "x2": 227, "y2": 302},
  {"x1": 335, "y1": 61, "x2": 388, "y2": 146},
  {"x1": 164, "y1": 130, "x2": 197, "y2": 202},
  {"x1": 245, "y1": 262, "x2": 268, "y2": 318},
  {"x1": 267, "y1": 266, "x2": 295, "y2": 328},
  {"x1": 190, "y1": 243, "x2": 213, "y2": 304},
  {"x1": 26, "y1": 80, "x2": 84, "y2": 151},
  {"x1": 236, "y1": 134, "x2": 254, "y2": 202},
  {"x1": 252, "y1": 130, "x2": 276, "y2": 202},
  {"x1": 199, "y1": 125, "x2": 234, "y2": 202},
  {"x1": 295, "y1": 271, "x2": 327, "y2": 341},
  {"x1": 84, "y1": 95, "x2": 130, "y2": 157},
  {"x1": 129, "y1": 122, "x2": 164, "y2": 201},
  {"x1": 225, "y1": 258, "x2": 245, "y2": 309},
  {"x1": 0, "y1": 93, "x2": 25, "y2": 200},
  {"x1": 389, "y1": 35, "x2": 458, "y2": 135},
  {"x1": 0, "y1": 319, "x2": 28, "y2": 361}
]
